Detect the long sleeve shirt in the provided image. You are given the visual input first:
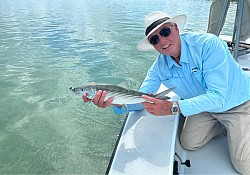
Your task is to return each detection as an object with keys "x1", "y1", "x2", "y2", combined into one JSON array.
[{"x1": 113, "y1": 33, "x2": 250, "y2": 116}]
